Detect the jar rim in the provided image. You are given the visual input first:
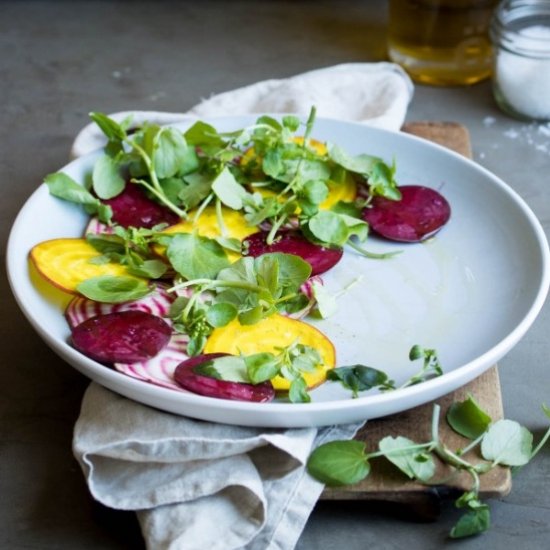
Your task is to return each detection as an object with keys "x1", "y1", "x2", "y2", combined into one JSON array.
[{"x1": 491, "y1": 0, "x2": 550, "y2": 58}]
